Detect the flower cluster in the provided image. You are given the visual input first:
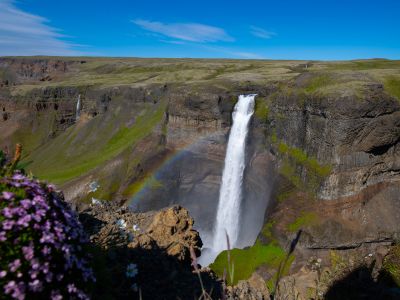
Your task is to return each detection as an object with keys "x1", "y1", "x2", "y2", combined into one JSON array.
[
  {"x1": 0, "y1": 172, "x2": 95, "y2": 299},
  {"x1": 125, "y1": 263, "x2": 138, "y2": 292},
  {"x1": 125, "y1": 264, "x2": 138, "y2": 278}
]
